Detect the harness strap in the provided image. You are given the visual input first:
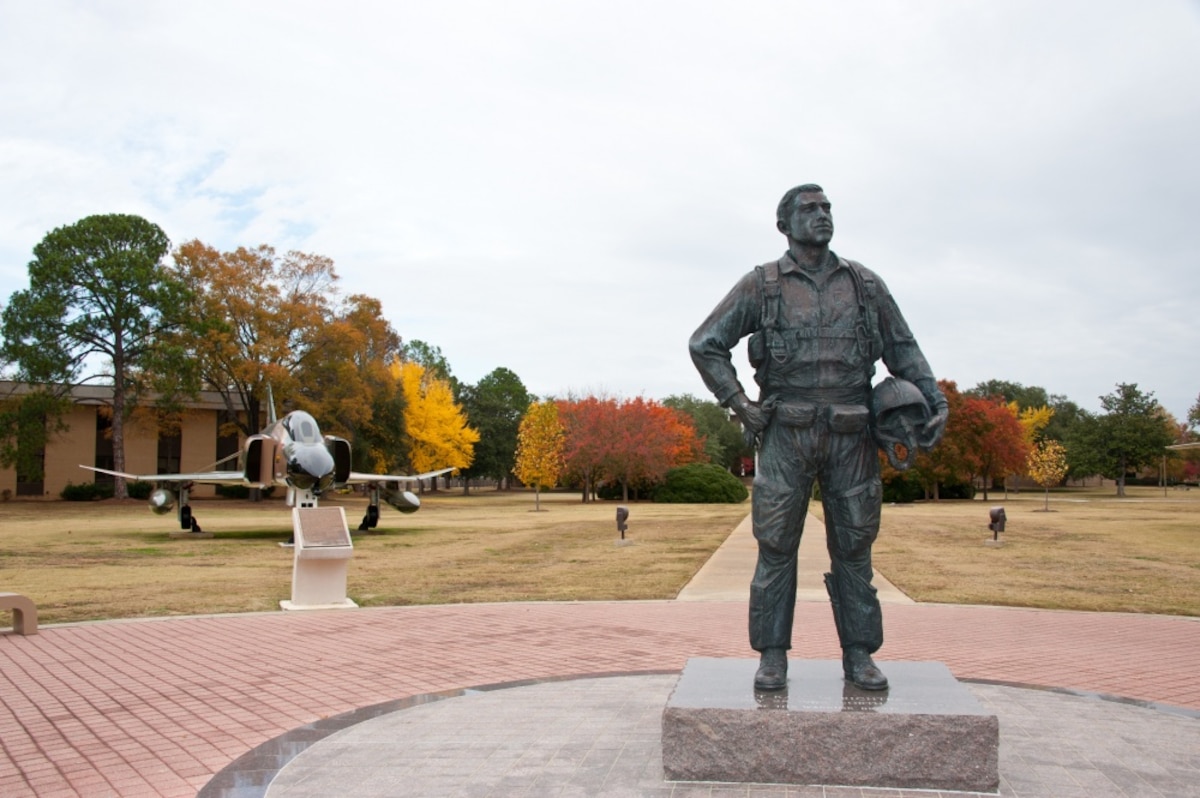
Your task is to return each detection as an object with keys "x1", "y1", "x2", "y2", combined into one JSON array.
[
  {"x1": 759, "y1": 260, "x2": 781, "y2": 331},
  {"x1": 842, "y1": 257, "x2": 881, "y2": 360}
]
